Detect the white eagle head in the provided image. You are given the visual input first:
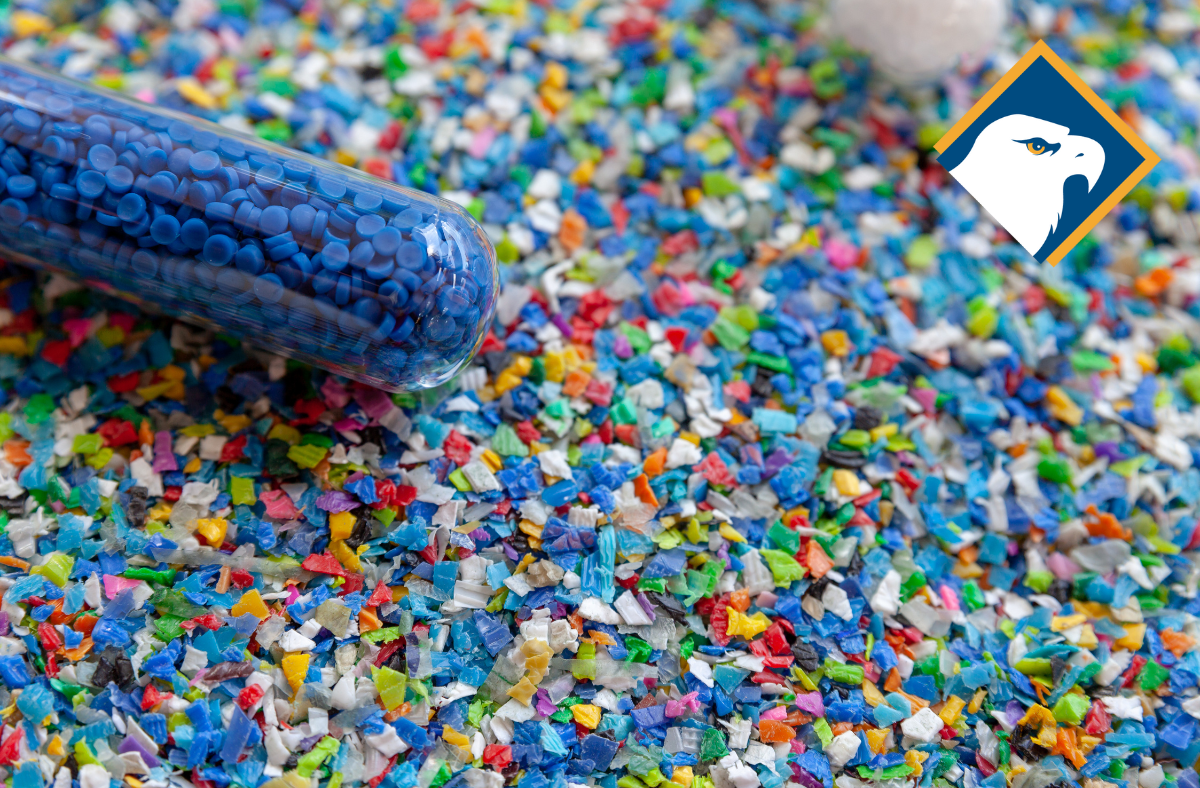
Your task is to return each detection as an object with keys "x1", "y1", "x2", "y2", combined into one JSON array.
[{"x1": 948, "y1": 114, "x2": 1105, "y2": 257}]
